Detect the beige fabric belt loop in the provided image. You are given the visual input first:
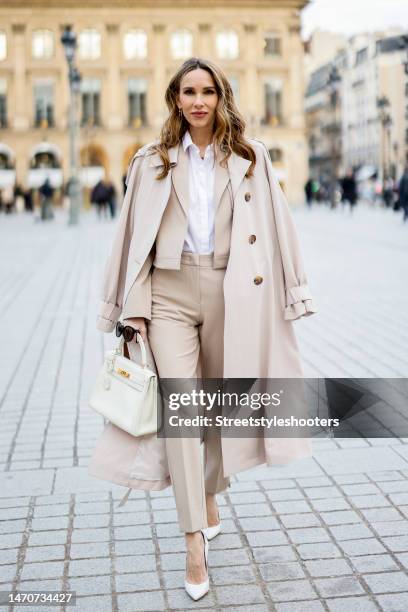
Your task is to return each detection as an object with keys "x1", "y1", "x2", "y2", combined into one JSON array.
[
  {"x1": 117, "y1": 486, "x2": 133, "y2": 508},
  {"x1": 180, "y1": 251, "x2": 216, "y2": 267}
]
